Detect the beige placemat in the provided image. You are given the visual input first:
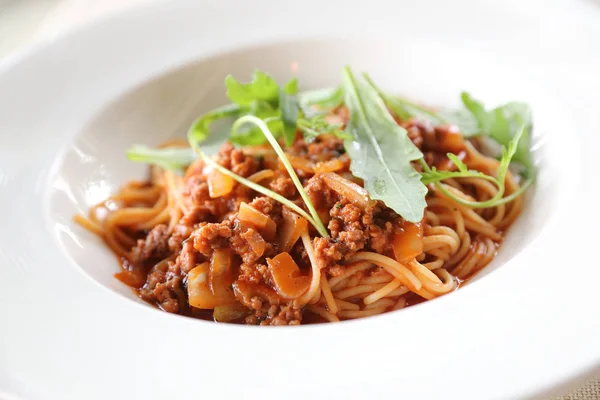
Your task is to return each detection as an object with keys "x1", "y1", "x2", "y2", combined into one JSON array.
[
  {"x1": 555, "y1": 378, "x2": 600, "y2": 400},
  {"x1": 0, "y1": 1, "x2": 598, "y2": 399}
]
